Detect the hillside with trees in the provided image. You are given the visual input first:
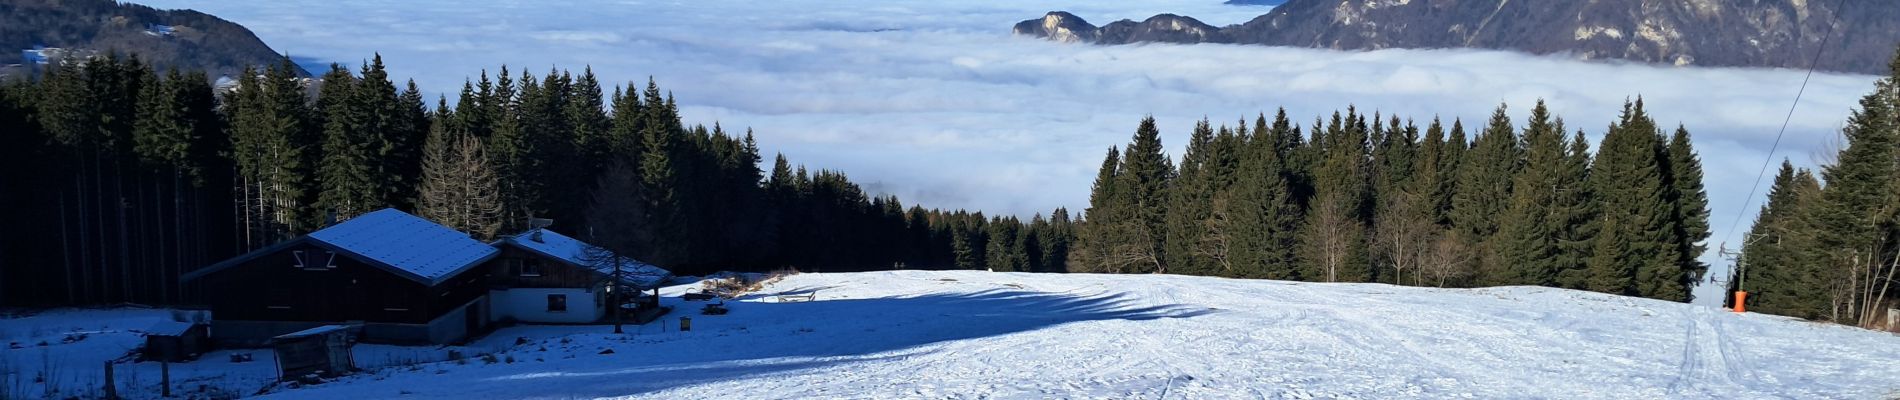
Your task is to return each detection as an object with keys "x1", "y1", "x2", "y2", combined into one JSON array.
[
  {"x1": 0, "y1": 0, "x2": 302, "y2": 78},
  {"x1": 0, "y1": 55, "x2": 1073, "y2": 307},
  {"x1": 1728, "y1": 54, "x2": 1900, "y2": 329},
  {"x1": 7, "y1": 48, "x2": 1892, "y2": 329},
  {"x1": 1068, "y1": 100, "x2": 1713, "y2": 304}
]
